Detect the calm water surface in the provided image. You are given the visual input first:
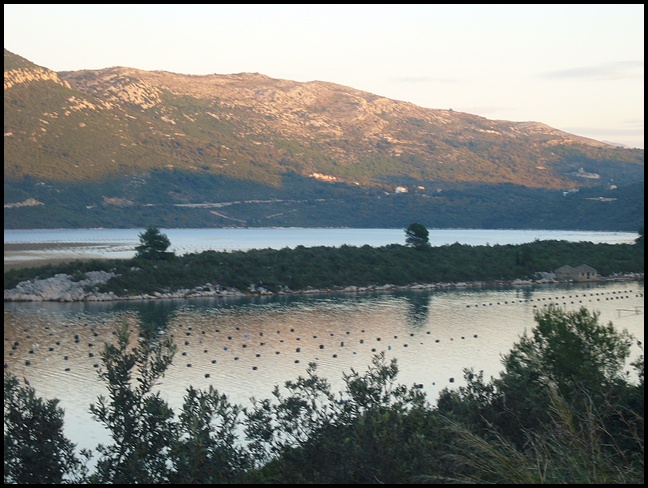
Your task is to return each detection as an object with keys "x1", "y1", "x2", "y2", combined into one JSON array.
[
  {"x1": 4, "y1": 280, "x2": 644, "y2": 455},
  {"x1": 4, "y1": 227, "x2": 639, "y2": 263}
]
